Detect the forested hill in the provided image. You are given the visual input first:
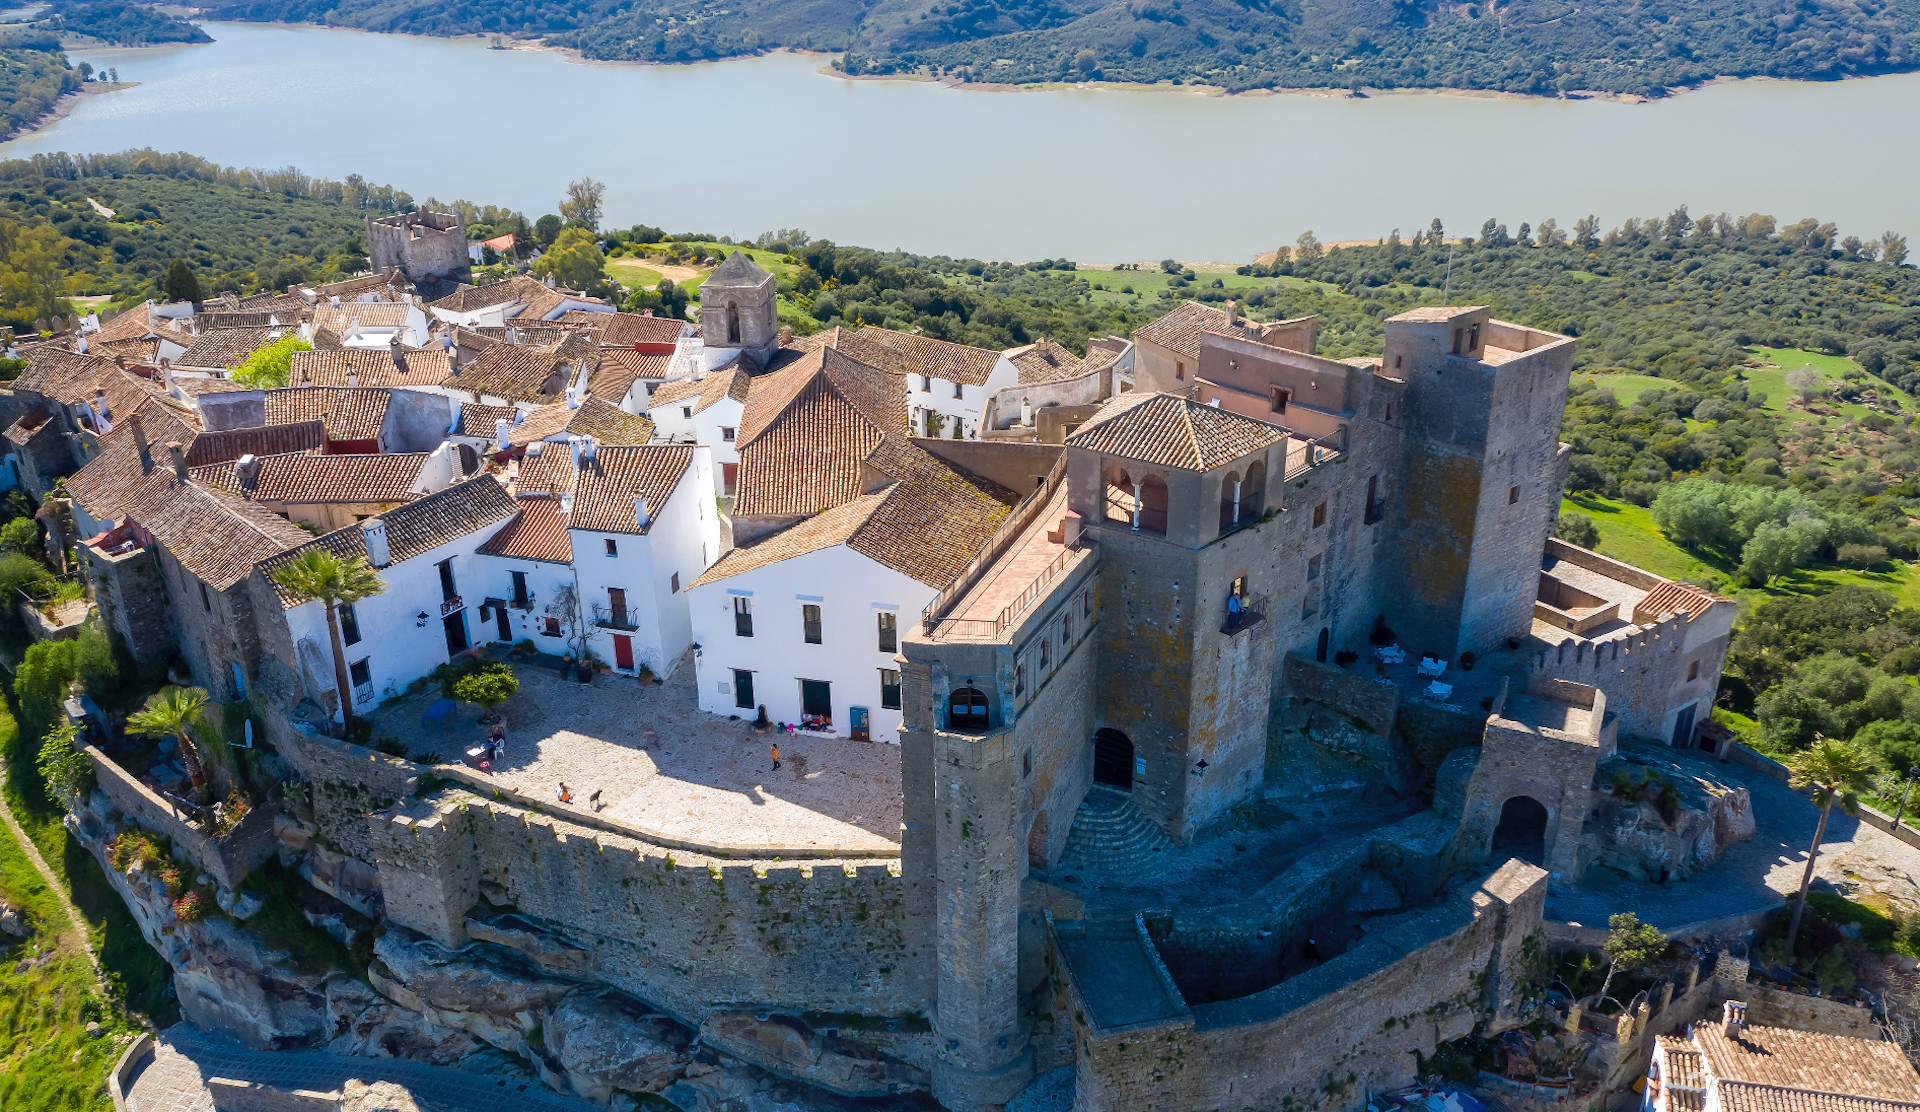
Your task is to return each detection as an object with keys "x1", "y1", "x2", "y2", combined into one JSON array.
[
  {"x1": 0, "y1": 36, "x2": 79, "y2": 141},
  {"x1": 198, "y1": 0, "x2": 1918, "y2": 96},
  {"x1": 46, "y1": 2, "x2": 214, "y2": 46}
]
